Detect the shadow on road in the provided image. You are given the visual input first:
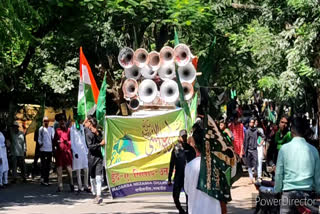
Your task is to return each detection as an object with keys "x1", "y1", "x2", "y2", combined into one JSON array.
[
  {"x1": 0, "y1": 177, "x2": 108, "y2": 207},
  {"x1": 0, "y1": 161, "x2": 256, "y2": 214}
]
